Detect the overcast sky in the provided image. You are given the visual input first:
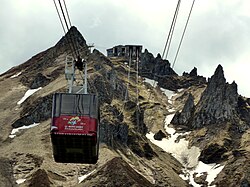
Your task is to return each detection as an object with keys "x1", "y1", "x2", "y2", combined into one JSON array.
[{"x1": 0, "y1": 0, "x2": 250, "y2": 97}]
